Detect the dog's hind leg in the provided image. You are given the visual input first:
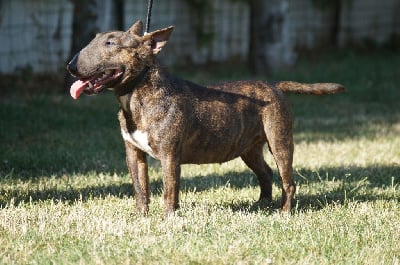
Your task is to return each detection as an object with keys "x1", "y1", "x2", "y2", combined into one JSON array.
[
  {"x1": 125, "y1": 143, "x2": 150, "y2": 215},
  {"x1": 241, "y1": 145, "x2": 273, "y2": 202},
  {"x1": 264, "y1": 122, "x2": 296, "y2": 212}
]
